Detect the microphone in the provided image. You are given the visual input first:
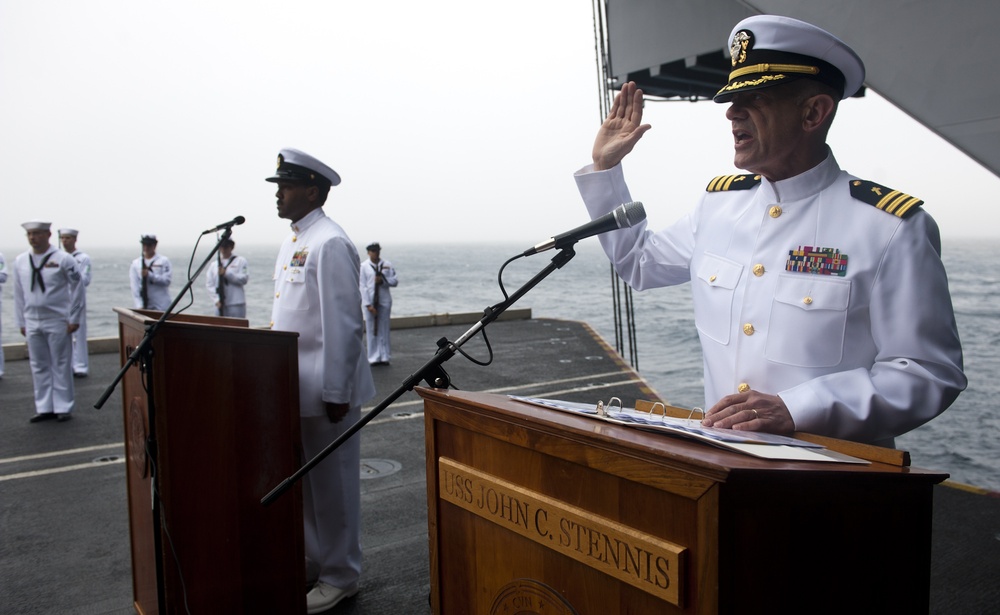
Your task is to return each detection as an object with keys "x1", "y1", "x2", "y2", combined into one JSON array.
[
  {"x1": 201, "y1": 216, "x2": 246, "y2": 235},
  {"x1": 523, "y1": 202, "x2": 645, "y2": 256}
]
